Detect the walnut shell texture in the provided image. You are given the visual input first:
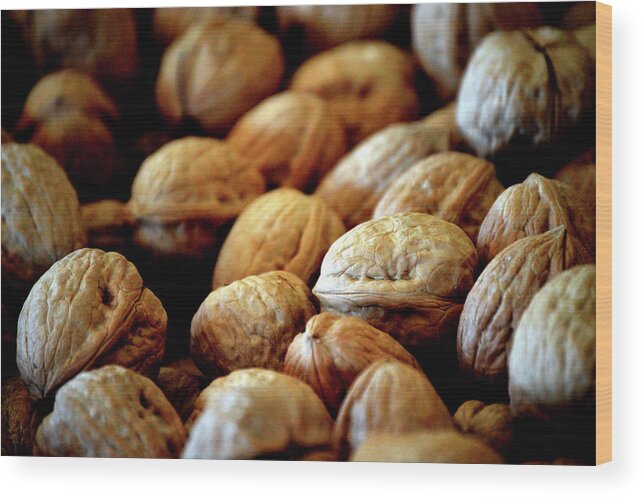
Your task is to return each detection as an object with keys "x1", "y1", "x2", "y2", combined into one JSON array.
[
  {"x1": 476, "y1": 173, "x2": 596, "y2": 267},
  {"x1": 156, "y1": 20, "x2": 284, "y2": 134},
  {"x1": 508, "y1": 265, "x2": 596, "y2": 417},
  {"x1": 457, "y1": 227, "x2": 593, "y2": 382},
  {"x1": 334, "y1": 360, "x2": 454, "y2": 456},
  {"x1": 2, "y1": 143, "x2": 86, "y2": 289},
  {"x1": 182, "y1": 369, "x2": 332, "y2": 459},
  {"x1": 315, "y1": 121, "x2": 453, "y2": 229},
  {"x1": 212, "y1": 188, "x2": 345, "y2": 288},
  {"x1": 128, "y1": 137, "x2": 265, "y2": 258},
  {"x1": 555, "y1": 149, "x2": 596, "y2": 214},
  {"x1": 373, "y1": 151, "x2": 505, "y2": 242},
  {"x1": 191, "y1": 271, "x2": 317, "y2": 376},
  {"x1": 17, "y1": 248, "x2": 167, "y2": 399},
  {"x1": 291, "y1": 41, "x2": 419, "y2": 147},
  {"x1": 284, "y1": 313, "x2": 420, "y2": 415},
  {"x1": 454, "y1": 400, "x2": 514, "y2": 454},
  {"x1": 34, "y1": 365, "x2": 186, "y2": 457},
  {"x1": 155, "y1": 367, "x2": 202, "y2": 423},
  {"x1": 313, "y1": 213, "x2": 477, "y2": 348},
  {"x1": 1, "y1": 377, "x2": 41, "y2": 456},
  {"x1": 351, "y1": 430, "x2": 504, "y2": 464},
  {"x1": 227, "y1": 91, "x2": 347, "y2": 190}
]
